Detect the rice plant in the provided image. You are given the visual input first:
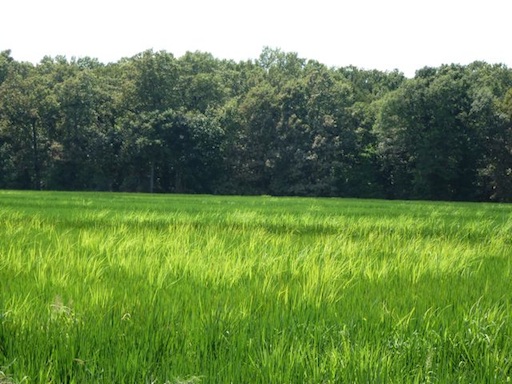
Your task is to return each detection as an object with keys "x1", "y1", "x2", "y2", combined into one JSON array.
[{"x1": 0, "y1": 191, "x2": 511, "y2": 383}]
